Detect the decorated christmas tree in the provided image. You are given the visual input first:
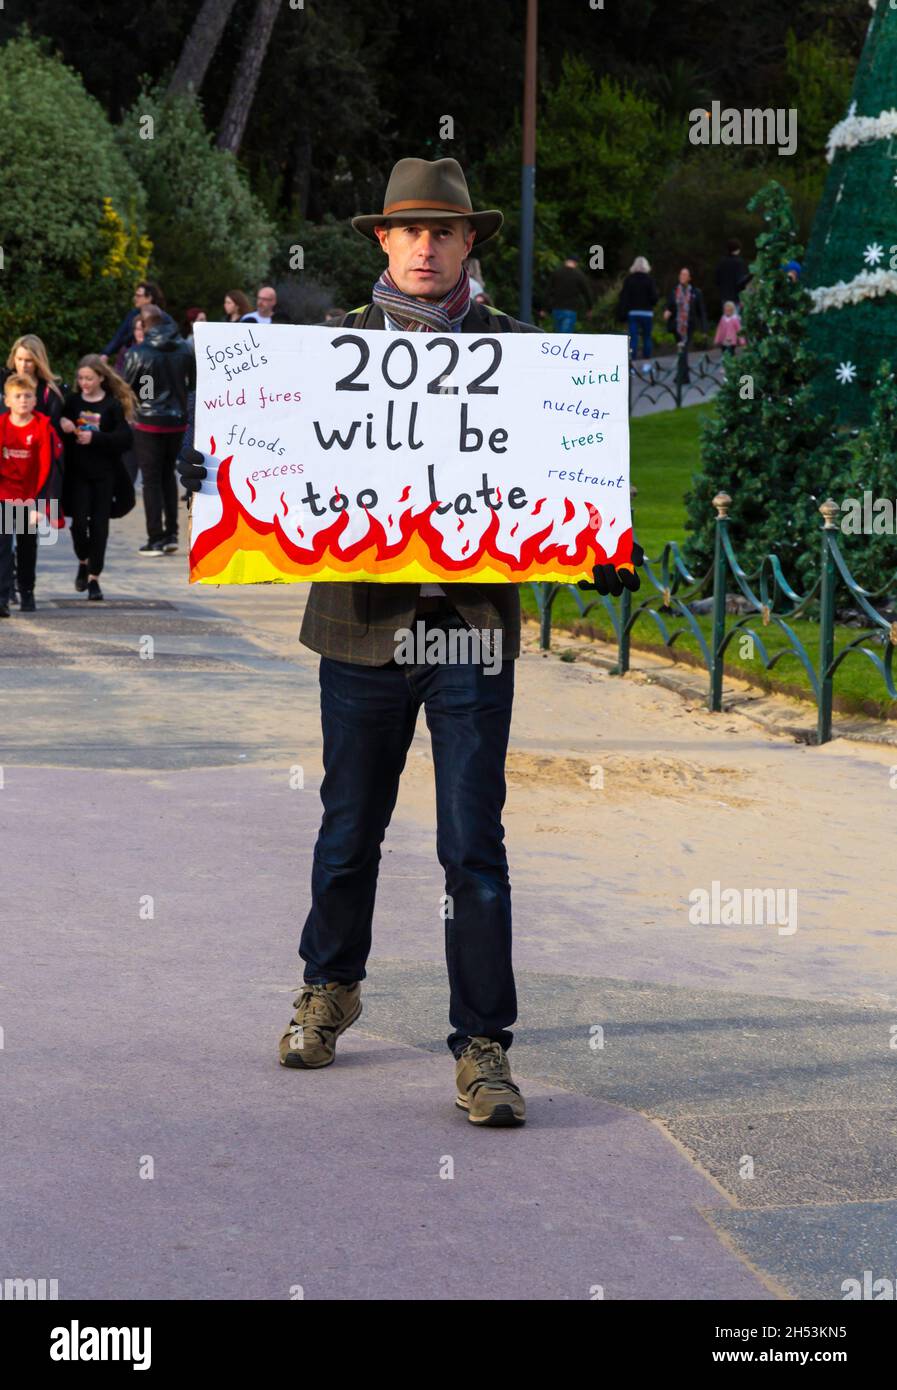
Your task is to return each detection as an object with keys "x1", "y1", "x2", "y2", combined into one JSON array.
[
  {"x1": 804, "y1": 0, "x2": 897, "y2": 425},
  {"x1": 685, "y1": 182, "x2": 852, "y2": 586},
  {"x1": 843, "y1": 359, "x2": 897, "y2": 593}
]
